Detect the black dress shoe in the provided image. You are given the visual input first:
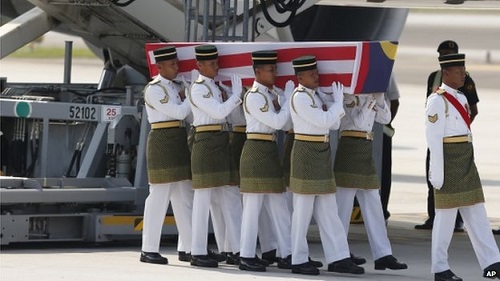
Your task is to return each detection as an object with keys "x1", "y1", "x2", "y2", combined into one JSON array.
[
  {"x1": 327, "y1": 258, "x2": 364, "y2": 274},
  {"x1": 493, "y1": 229, "x2": 500, "y2": 235},
  {"x1": 254, "y1": 255, "x2": 269, "y2": 266},
  {"x1": 415, "y1": 220, "x2": 433, "y2": 230},
  {"x1": 261, "y1": 249, "x2": 279, "y2": 265},
  {"x1": 484, "y1": 262, "x2": 500, "y2": 279},
  {"x1": 239, "y1": 257, "x2": 266, "y2": 272},
  {"x1": 178, "y1": 251, "x2": 191, "y2": 262},
  {"x1": 140, "y1": 252, "x2": 168, "y2": 265},
  {"x1": 226, "y1": 252, "x2": 240, "y2": 265},
  {"x1": 435, "y1": 269, "x2": 463, "y2": 281},
  {"x1": 291, "y1": 261, "x2": 320, "y2": 275},
  {"x1": 277, "y1": 255, "x2": 292, "y2": 269},
  {"x1": 207, "y1": 249, "x2": 227, "y2": 262},
  {"x1": 190, "y1": 255, "x2": 218, "y2": 268},
  {"x1": 308, "y1": 257, "x2": 323, "y2": 268},
  {"x1": 374, "y1": 255, "x2": 408, "y2": 270},
  {"x1": 350, "y1": 252, "x2": 366, "y2": 265}
]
